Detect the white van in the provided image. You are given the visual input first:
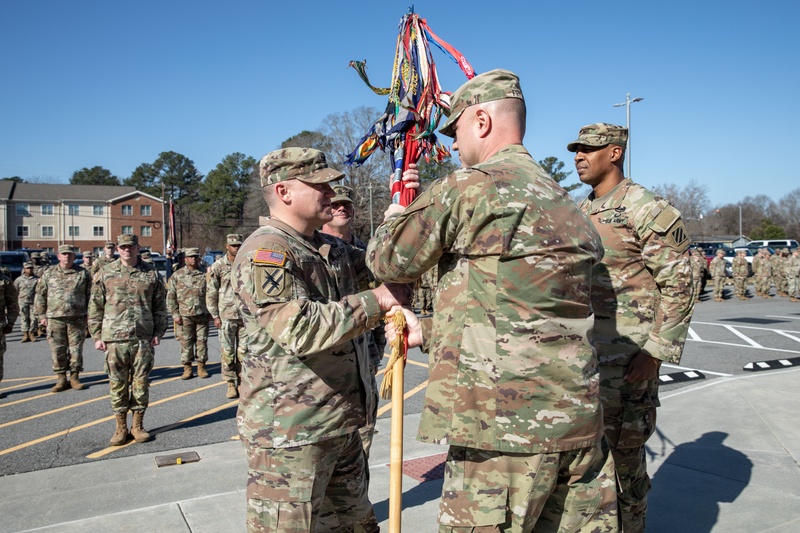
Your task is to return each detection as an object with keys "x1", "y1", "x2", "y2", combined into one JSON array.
[{"x1": 747, "y1": 239, "x2": 799, "y2": 250}]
